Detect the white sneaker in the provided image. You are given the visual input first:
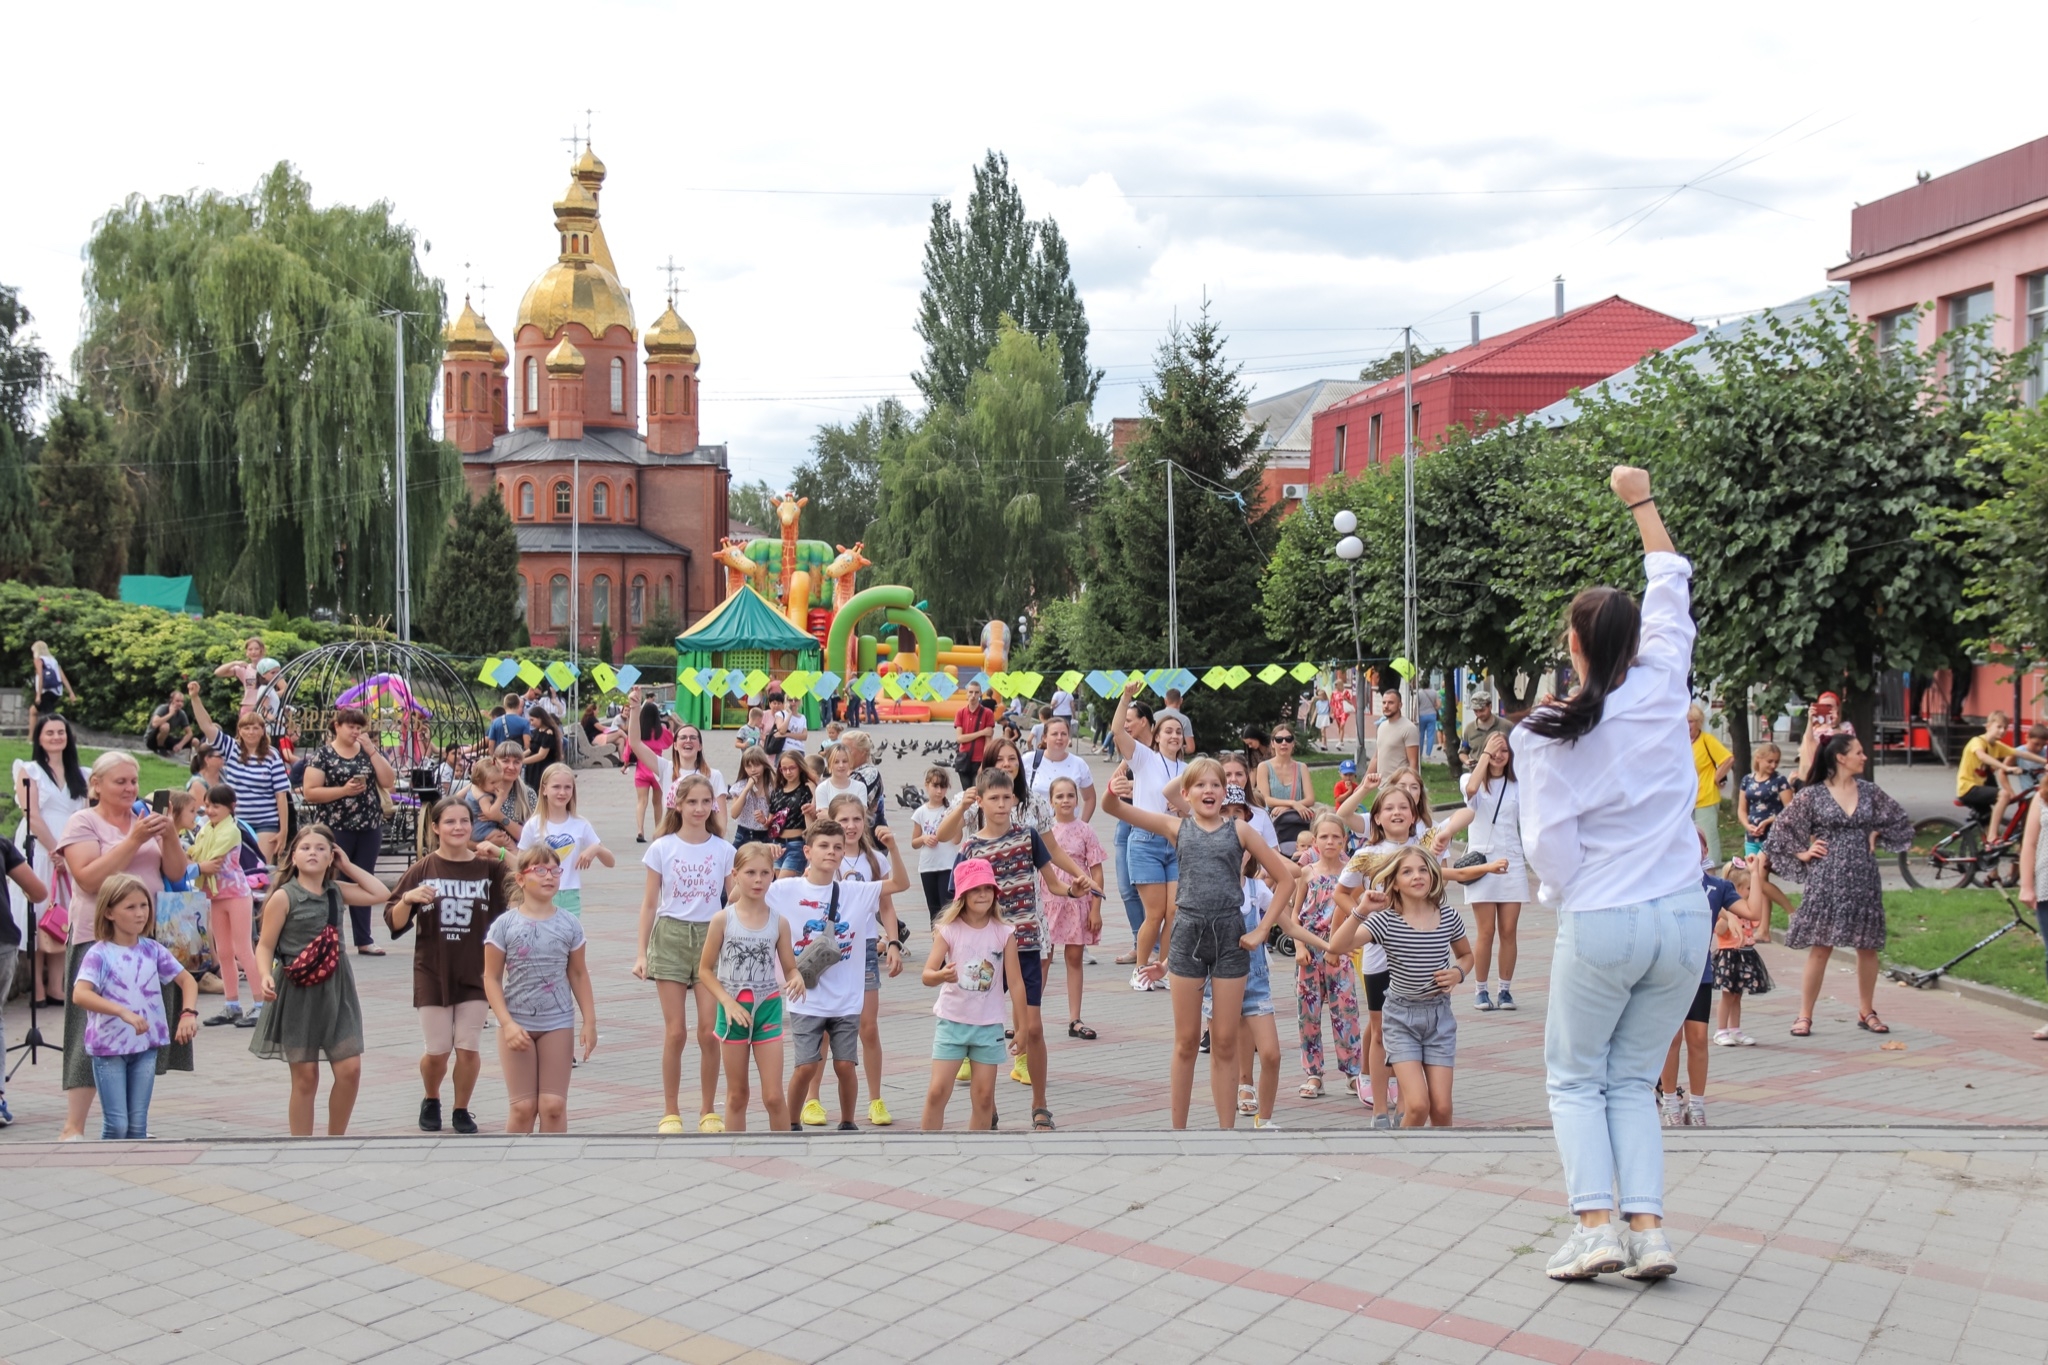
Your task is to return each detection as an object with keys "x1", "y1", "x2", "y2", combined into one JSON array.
[
  {"x1": 1621, "y1": 1226, "x2": 1679, "y2": 1280},
  {"x1": 1546, "y1": 1222, "x2": 1627, "y2": 1281},
  {"x1": 1712, "y1": 1028, "x2": 1738, "y2": 1047},
  {"x1": 1734, "y1": 1030, "x2": 1757, "y2": 1047},
  {"x1": 1130, "y1": 970, "x2": 1150, "y2": 992},
  {"x1": 1659, "y1": 1093, "x2": 1682, "y2": 1128},
  {"x1": 1252, "y1": 1115, "x2": 1282, "y2": 1130},
  {"x1": 1686, "y1": 1097, "x2": 1707, "y2": 1128}
]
